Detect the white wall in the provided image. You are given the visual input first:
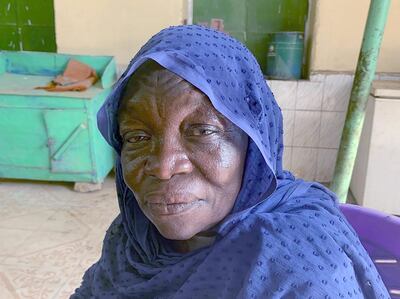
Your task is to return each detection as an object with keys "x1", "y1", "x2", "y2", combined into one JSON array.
[
  {"x1": 311, "y1": 0, "x2": 400, "y2": 72},
  {"x1": 54, "y1": 0, "x2": 185, "y2": 66}
]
